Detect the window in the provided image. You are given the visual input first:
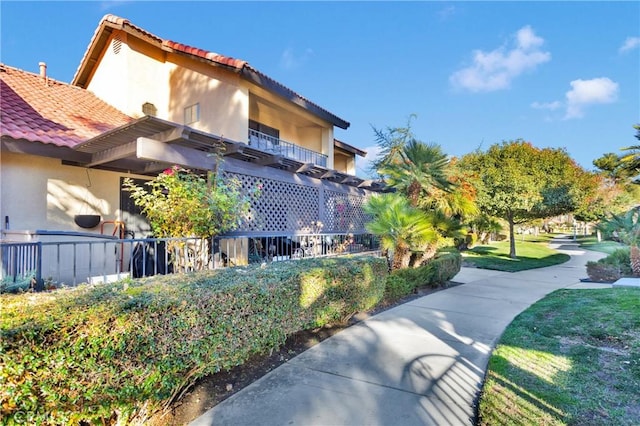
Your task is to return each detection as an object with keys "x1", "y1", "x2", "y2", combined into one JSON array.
[
  {"x1": 249, "y1": 120, "x2": 279, "y2": 139},
  {"x1": 184, "y1": 103, "x2": 200, "y2": 124}
]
